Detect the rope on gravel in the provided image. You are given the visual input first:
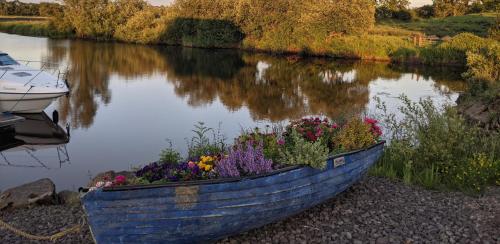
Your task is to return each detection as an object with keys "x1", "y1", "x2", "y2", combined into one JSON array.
[{"x1": 0, "y1": 215, "x2": 83, "y2": 242}]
